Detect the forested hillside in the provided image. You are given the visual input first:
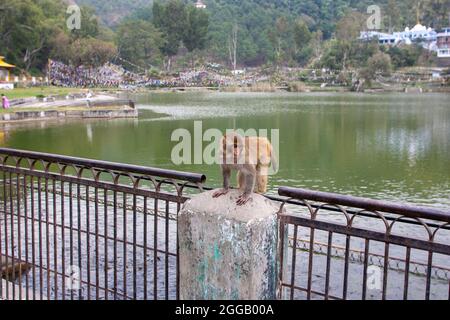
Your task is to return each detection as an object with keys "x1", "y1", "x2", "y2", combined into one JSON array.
[
  {"x1": 77, "y1": 0, "x2": 154, "y2": 26},
  {"x1": 1, "y1": 0, "x2": 449, "y2": 75},
  {"x1": 80, "y1": 0, "x2": 449, "y2": 33},
  {"x1": 80, "y1": 0, "x2": 450, "y2": 66}
]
